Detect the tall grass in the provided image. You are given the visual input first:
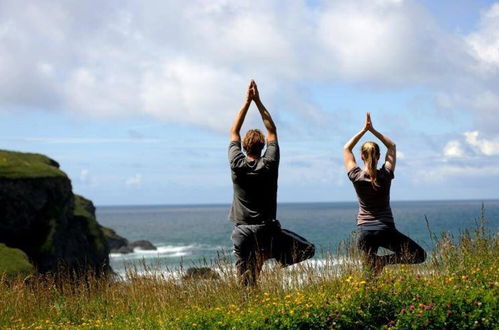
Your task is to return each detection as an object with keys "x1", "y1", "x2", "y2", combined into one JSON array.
[{"x1": 1, "y1": 213, "x2": 497, "y2": 329}]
